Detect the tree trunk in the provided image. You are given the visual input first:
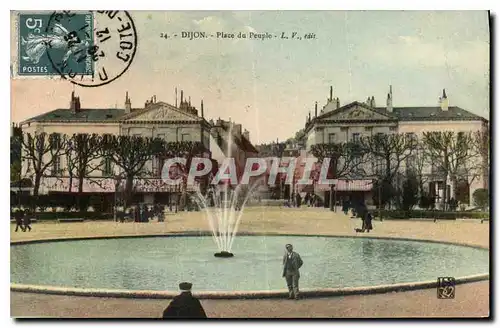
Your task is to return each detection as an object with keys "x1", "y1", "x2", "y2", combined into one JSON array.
[
  {"x1": 329, "y1": 185, "x2": 335, "y2": 211},
  {"x1": 32, "y1": 174, "x2": 41, "y2": 211},
  {"x1": 125, "y1": 175, "x2": 134, "y2": 209},
  {"x1": 442, "y1": 173, "x2": 448, "y2": 211},
  {"x1": 68, "y1": 173, "x2": 73, "y2": 193},
  {"x1": 33, "y1": 174, "x2": 41, "y2": 197},
  {"x1": 78, "y1": 175, "x2": 85, "y2": 212}
]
